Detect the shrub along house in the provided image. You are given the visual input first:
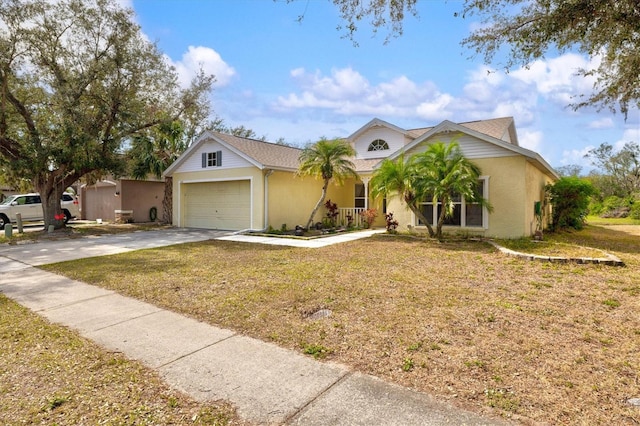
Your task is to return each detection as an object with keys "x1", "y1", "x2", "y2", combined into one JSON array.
[{"x1": 163, "y1": 117, "x2": 558, "y2": 238}]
